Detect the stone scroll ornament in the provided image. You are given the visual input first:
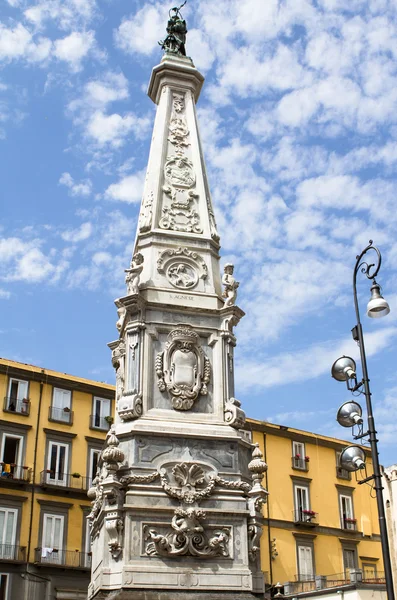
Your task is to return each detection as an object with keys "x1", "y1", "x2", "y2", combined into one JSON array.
[
  {"x1": 156, "y1": 326, "x2": 210, "y2": 410},
  {"x1": 144, "y1": 508, "x2": 230, "y2": 558}
]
